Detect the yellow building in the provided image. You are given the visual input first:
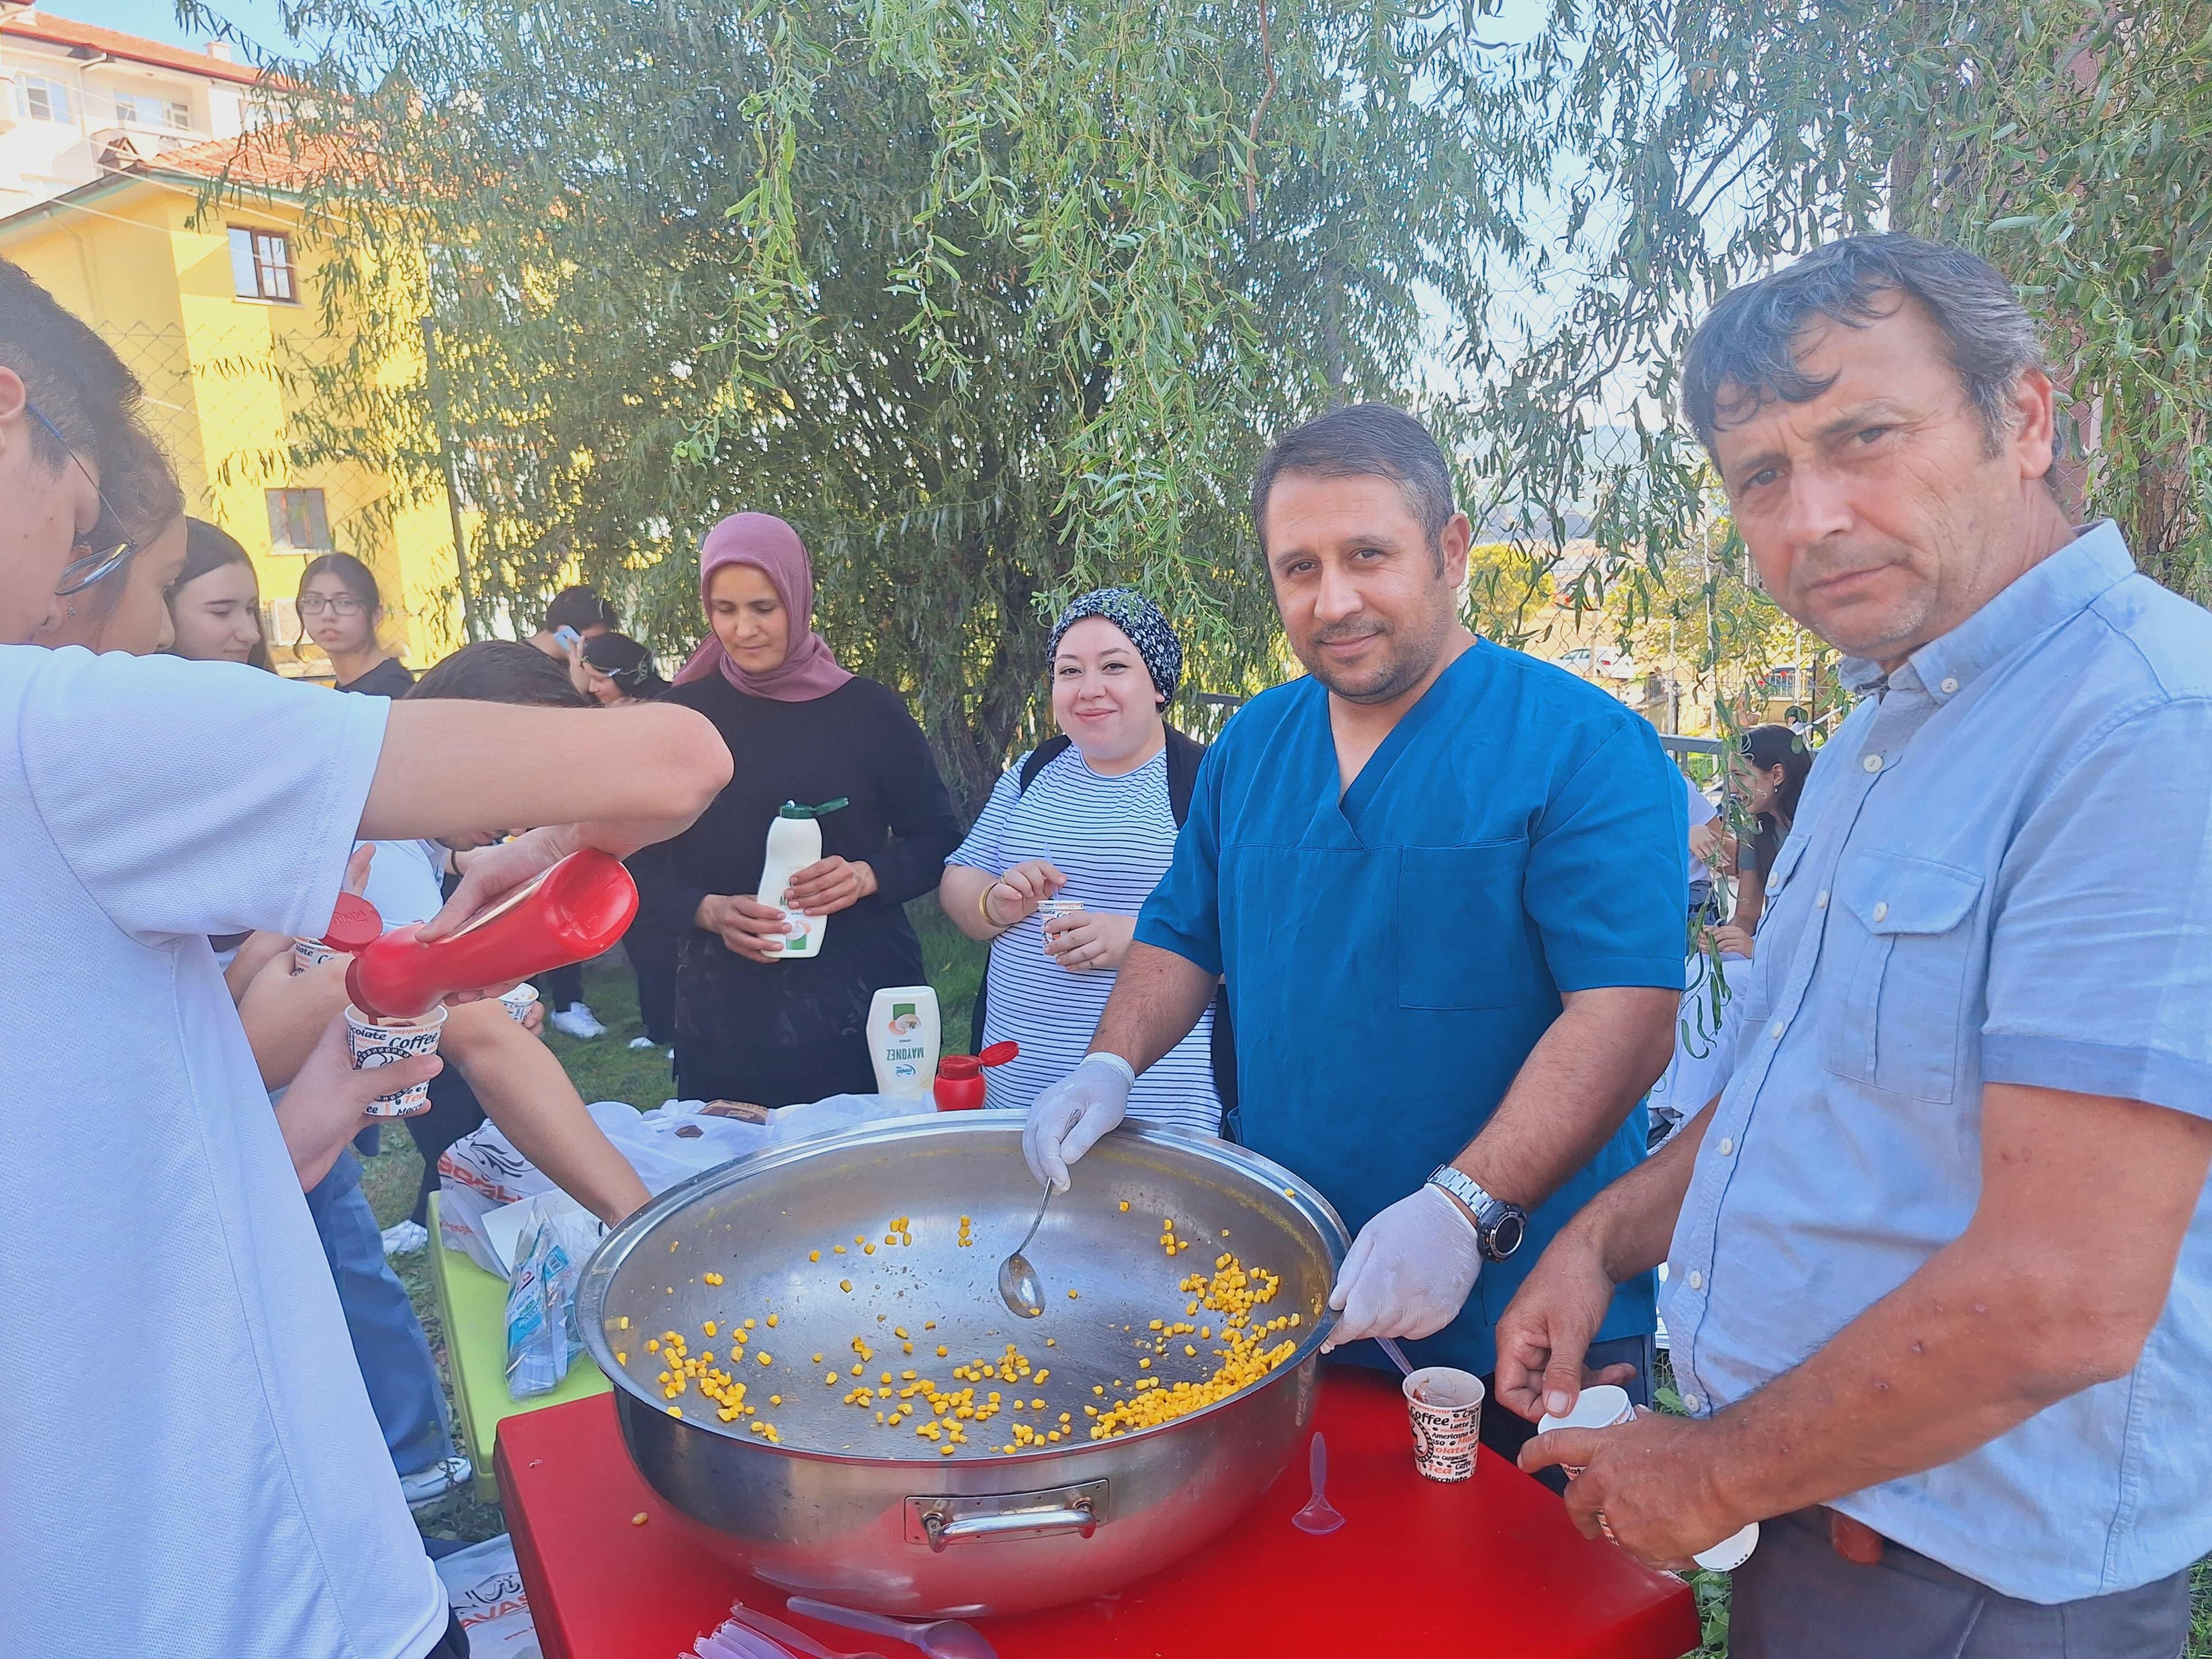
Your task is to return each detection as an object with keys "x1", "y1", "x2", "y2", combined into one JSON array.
[{"x1": 0, "y1": 125, "x2": 466, "y2": 677}]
